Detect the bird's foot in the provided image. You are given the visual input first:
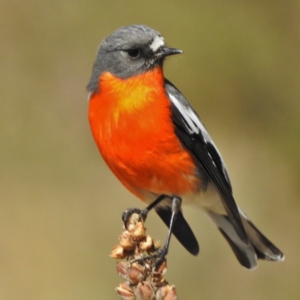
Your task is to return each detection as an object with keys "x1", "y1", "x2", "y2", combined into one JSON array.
[
  {"x1": 122, "y1": 208, "x2": 148, "y2": 230},
  {"x1": 131, "y1": 245, "x2": 168, "y2": 270}
]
